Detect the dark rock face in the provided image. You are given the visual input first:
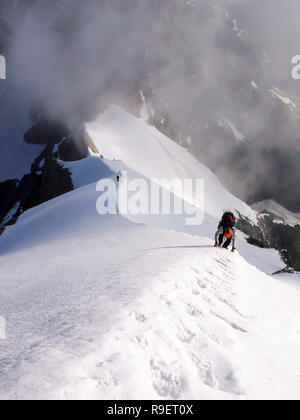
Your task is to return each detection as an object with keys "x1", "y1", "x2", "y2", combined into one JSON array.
[
  {"x1": 144, "y1": 0, "x2": 300, "y2": 213},
  {"x1": 25, "y1": 117, "x2": 90, "y2": 161},
  {"x1": 0, "y1": 118, "x2": 90, "y2": 233},
  {"x1": 57, "y1": 130, "x2": 89, "y2": 162},
  {"x1": 237, "y1": 212, "x2": 300, "y2": 271},
  {"x1": 20, "y1": 145, "x2": 74, "y2": 211},
  {"x1": 261, "y1": 217, "x2": 300, "y2": 272},
  {"x1": 0, "y1": 180, "x2": 19, "y2": 225},
  {"x1": 24, "y1": 119, "x2": 69, "y2": 146}
]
